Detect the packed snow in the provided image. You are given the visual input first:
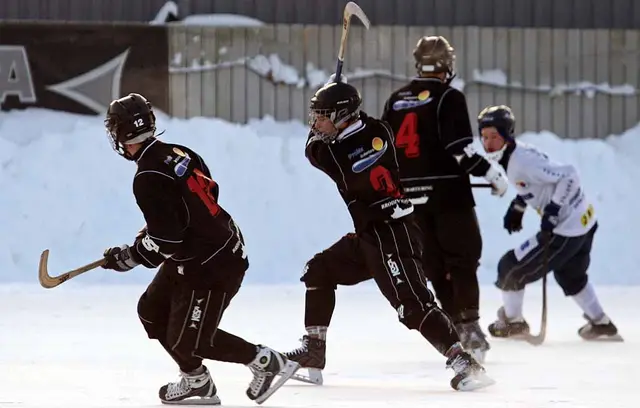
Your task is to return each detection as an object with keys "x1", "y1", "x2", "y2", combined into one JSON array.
[{"x1": 1, "y1": 108, "x2": 639, "y2": 286}]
